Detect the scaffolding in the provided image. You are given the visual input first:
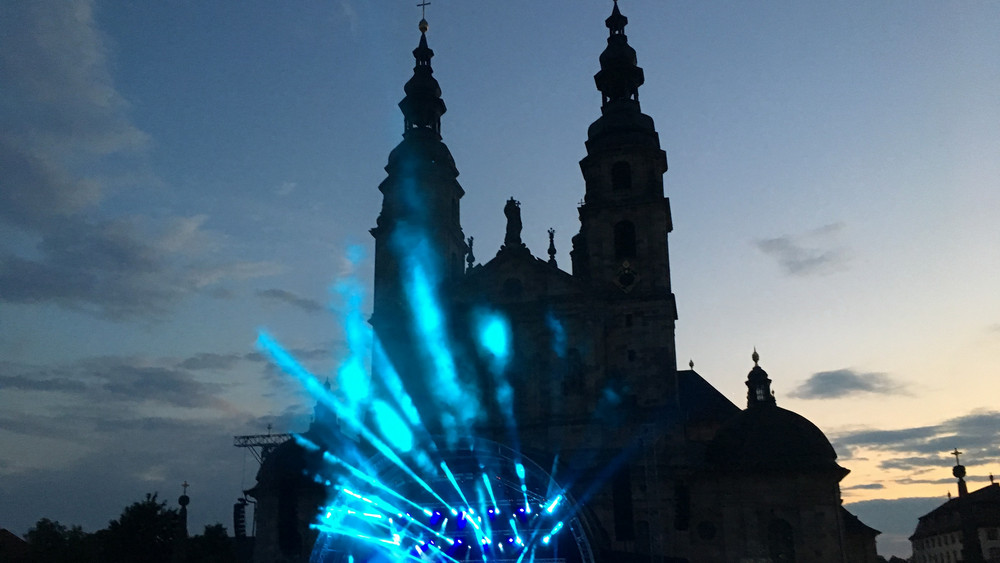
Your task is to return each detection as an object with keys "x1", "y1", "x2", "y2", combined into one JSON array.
[{"x1": 233, "y1": 427, "x2": 293, "y2": 464}]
